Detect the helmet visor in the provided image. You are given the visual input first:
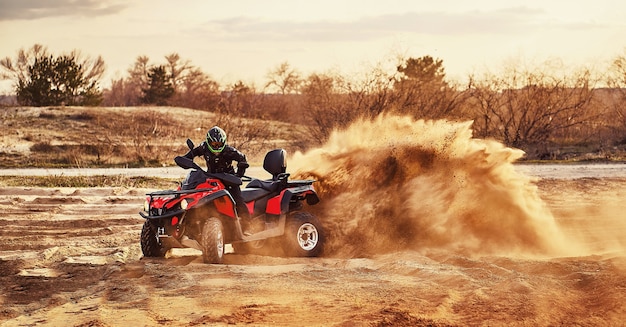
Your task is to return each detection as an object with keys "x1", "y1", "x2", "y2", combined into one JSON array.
[{"x1": 208, "y1": 141, "x2": 225, "y2": 152}]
